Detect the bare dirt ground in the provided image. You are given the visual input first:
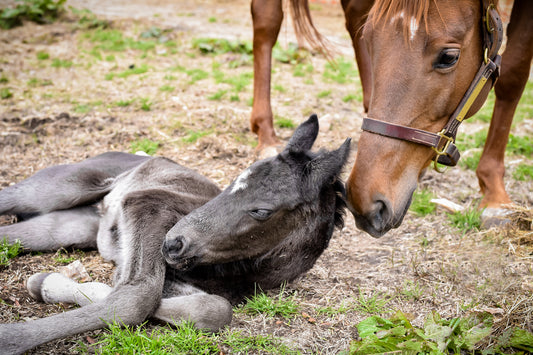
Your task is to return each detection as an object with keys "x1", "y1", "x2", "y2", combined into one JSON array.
[{"x1": 0, "y1": 0, "x2": 532, "y2": 353}]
